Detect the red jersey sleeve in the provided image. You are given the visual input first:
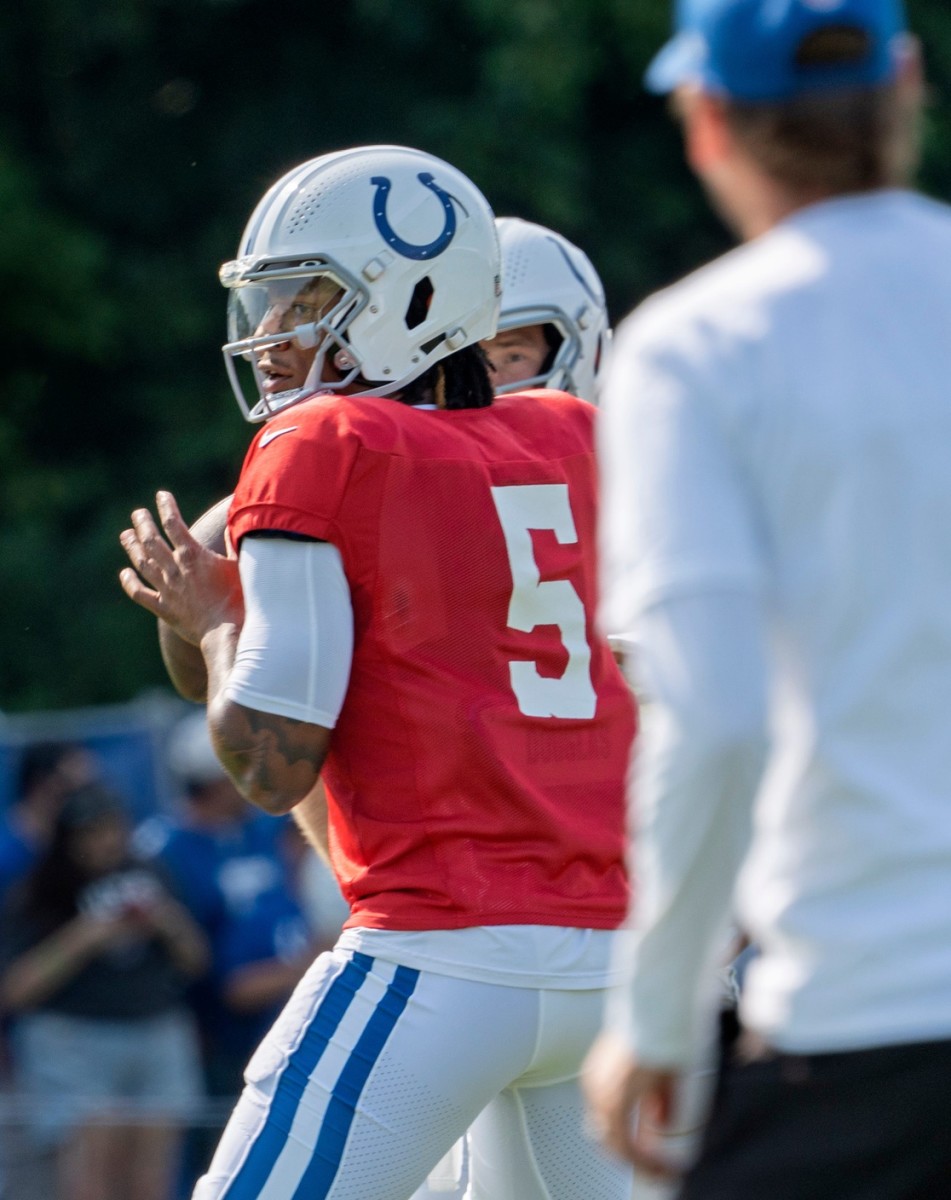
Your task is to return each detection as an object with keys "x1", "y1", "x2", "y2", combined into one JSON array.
[{"x1": 229, "y1": 397, "x2": 360, "y2": 545}]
